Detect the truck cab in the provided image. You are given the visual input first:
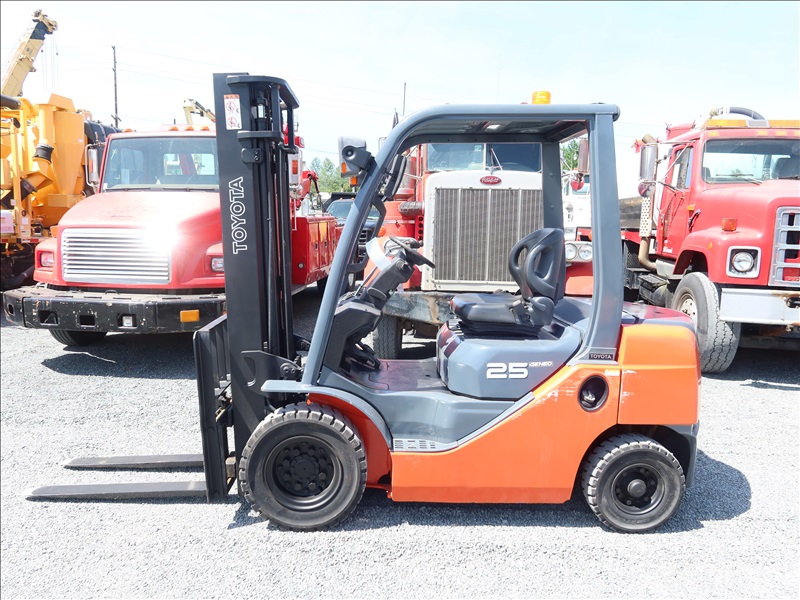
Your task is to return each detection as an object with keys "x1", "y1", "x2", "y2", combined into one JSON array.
[
  {"x1": 3, "y1": 124, "x2": 341, "y2": 346},
  {"x1": 624, "y1": 112, "x2": 800, "y2": 372}
]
